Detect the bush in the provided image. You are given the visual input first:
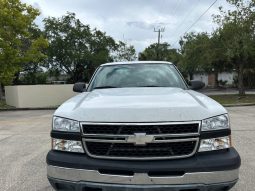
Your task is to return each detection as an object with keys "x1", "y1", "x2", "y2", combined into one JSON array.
[
  {"x1": 19, "y1": 72, "x2": 48, "y2": 85},
  {"x1": 218, "y1": 80, "x2": 228, "y2": 87}
]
